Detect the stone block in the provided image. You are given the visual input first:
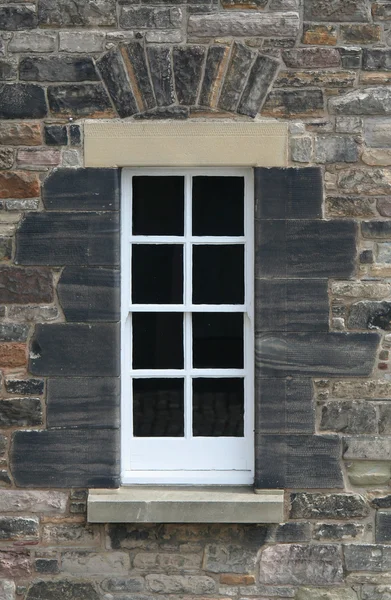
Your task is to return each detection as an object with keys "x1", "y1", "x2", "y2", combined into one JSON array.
[
  {"x1": 257, "y1": 379, "x2": 314, "y2": 434},
  {"x1": 11, "y1": 429, "x2": 119, "y2": 487},
  {"x1": 343, "y1": 436, "x2": 391, "y2": 460},
  {"x1": 363, "y1": 221, "x2": 391, "y2": 237},
  {"x1": 59, "y1": 31, "x2": 105, "y2": 53},
  {"x1": 341, "y1": 25, "x2": 381, "y2": 44},
  {"x1": 0, "y1": 84, "x2": 47, "y2": 119},
  {"x1": 339, "y1": 46, "x2": 362, "y2": 69},
  {"x1": 47, "y1": 377, "x2": 120, "y2": 429},
  {"x1": 146, "y1": 30, "x2": 183, "y2": 43},
  {"x1": 0, "y1": 550, "x2": 31, "y2": 578},
  {"x1": 0, "y1": 6, "x2": 37, "y2": 30},
  {"x1": 302, "y1": 24, "x2": 337, "y2": 45},
  {"x1": 134, "y1": 552, "x2": 201, "y2": 570},
  {"x1": 58, "y1": 267, "x2": 119, "y2": 322},
  {"x1": 283, "y1": 48, "x2": 340, "y2": 68},
  {"x1": 364, "y1": 118, "x2": 391, "y2": 148},
  {"x1": 61, "y1": 550, "x2": 129, "y2": 574},
  {"x1": 314, "y1": 135, "x2": 359, "y2": 163},
  {"x1": 122, "y1": 42, "x2": 155, "y2": 112},
  {"x1": 120, "y1": 6, "x2": 182, "y2": 29},
  {"x1": 262, "y1": 89, "x2": 324, "y2": 118},
  {"x1": 96, "y1": 49, "x2": 138, "y2": 118},
  {"x1": 290, "y1": 493, "x2": 369, "y2": 519},
  {"x1": 218, "y1": 42, "x2": 254, "y2": 113},
  {"x1": 35, "y1": 559, "x2": 59, "y2": 574},
  {"x1": 313, "y1": 523, "x2": 365, "y2": 541},
  {"x1": 296, "y1": 588, "x2": 357, "y2": 600},
  {"x1": 0, "y1": 490, "x2": 67, "y2": 513},
  {"x1": 29, "y1": 323, "x2": 120, "y2": 377},
  {"x1": 256, "y1": 279, "x2": 328, "y2": 332},
  {"x1": 362, "y1": 149, "x2": 391, "y2": 166},
  {"x1": 339, "y1": 169, "x2": 391, "y2": 195},
  {"x1": 259, "y1": 544, "x2": 343, "y2": 584},
  {"x1": 17, "y1": 149, "x2": 61, "y2": 167},
  {"x1": 0, "y1": 123, "x2": 41, "y2": 146},
  {"x1": 0, "y1": 581, "x2": 14, "y2": 600},
  {"x1": 44, "y1": 125, "x2": 68, "y2": 146},
  {"x1": 0, "y1": 147, "x2": 13, "y2": 170},
  {"x1": 344, "y1": 545, "x2": 391, "y2": 572},
  {"x1": 239, "y1": 53, "x2": 279, "y2": 118},
  {"x1": 379, "y1": 404, "x2": 391, "y2": 433},
  {"x1": 255, "y1": 167, "x2": 323, "y2": 219},
  {"x1": 0, "y1": 343, "x2": 26, "y2": 368},
  {"x1": 256, "y1": 435, "x2": 343, "y2": 488},
  {"x1": 199, "y1": 45, "x2": 229, "y2": 108},
  {"x1": 42, "y1": 168, "x2": 120, "y2": 211},
  {"x1": 146, "y1": 574, "x2": 216, "y2": 594},
  {"x1": 5, "y1": 378, "x2": 44, "y2": 395},
  {"x1": 187, "y1": 12, "x2": 300, "y2": 37},
  {"x1": 336, "y1": 116, "x2": 362, "y2": 133},
  {"x1": 16, "y1": 212, "x2": 119, "y2": 266},
  {"x1": 69, "y1": 124, "x2": 81, "y2": 146},
  {"x1": 0, "y1": 267, "x2": 53, "y2": 304},
  {"x1": 0, "y1": 398, "x2": 42, "y2": 427},
  {"x1": 203, "y1": 545, "x2": 256, "y2": 574},
  {"x1": 38, "y1": 0, "x2": 116, "y2": 27},
  {"x1": 362, "y1": 586, "x2": 391, "y2": 600},
  {"x1": 147, "y1": 46, "x2": 175, "y2": 107},
  {"x1": 47, "y1": 84, "x2": 114, "y2": 118},
  {"x1": 304, "y1": 0, "x2": 369, "y2": 21},
  {"x1": 363, "y1": 49, "x2": 391, "y2": 71},
  {"x1": 101, "y1": 577, "x2": 145, "y2": 592},
  {"x1": 173, "y1": 45, "x2": 205, "y2": 106},
  {"x1": 331, "y1": 281, "x2": 391, "y2": 299},
  {"x1": 348, "y1": 301, "x2": 391, "y2": 330},
  {"x1": 291, "y1": 137, "x2": 312, "y2": 162},
  {"x1": 19, "y1": 56, "x2": 98, "y2": 82},
  {"x1": 326, "y1": 196, "x2": 375, "y2": 218},
  {"x1": 221, "y1": 0, "x2": 268, "y2": 6},
  {"x1": 0, "y1": 517, "x2": 39, "y2": 541},
  {"x1": 320, "y1": 400, "x2": 377, "y2": 434},
  {"x1": 6, "y1": 199, "x2": 39, "y2": 211},
  {"x1": 9, "y1": 31, "x2": 56, "y2": 53},
  {"x1": 26, "y1": 581, "x2": 99, "y2": 600},
  {"x1": 0, "y1": 237, "x2": 11, "y2": 260},
  {"x1": 330, "y1": 87, "x2": 391, "y2": 115},
  {"x1": 9, "y1": 305, "x2": 59, "y2": 323},
  {"x1": 347, "y1": 462, "x2": 391, "y2": 486},
  {"x1": 0, "y1": 60, "x2": 17, "y2": 81}
]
